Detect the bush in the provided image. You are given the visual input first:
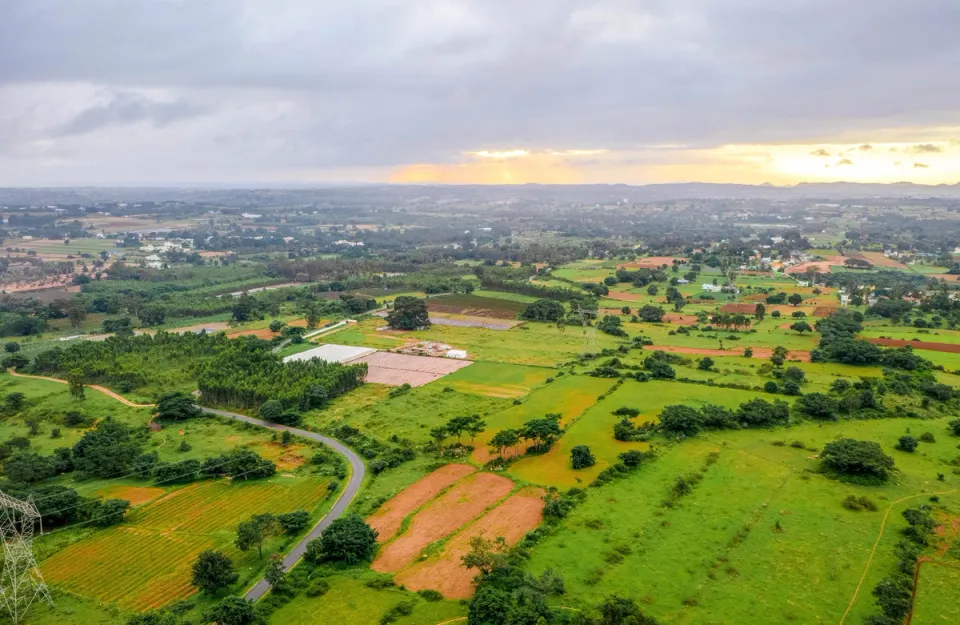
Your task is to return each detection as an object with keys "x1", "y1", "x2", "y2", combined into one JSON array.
[
  {"x1": 842, "y1": 495, "x2": 878, "y2": 511},
  {"x1": 896, "y1": 435, "x2": 918, "y2": 453},
  {"x1": 417, "y1": 589, "x2": 443, "y2": 602},
  {"x1": 304, "y1": 514, "x2": 378, "y2": 564},
  {"x1": 571, "y1": 445, "x2": 596, "y2": 469},
  {"x1": 918, "y1": 432, "x2": 936, "y2": 443},
  {"x1": 305, "y1": 578, "x2": 330, "y2": 597},
  {"x1": 821, "y1": 439, "x2": 895, "y2": 482}
]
